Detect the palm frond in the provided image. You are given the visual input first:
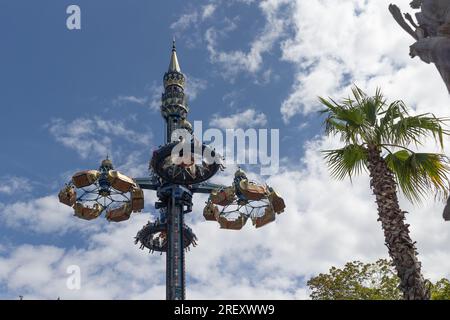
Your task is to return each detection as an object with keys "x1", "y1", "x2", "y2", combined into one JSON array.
[
  {"x1": 381, "y1": 107, "x2": 448, "y2": 148},
  {"x1": 354, "y1": 86, "x2": 385, "y2": 127},
  {"x1": 319, "y1": 86, "x2": 391, "y2": 146},
  {"x1": 323, "y1": 144, "x2": 368, "y2": 181},
  {"x1": 378, "y1": 100, "x2": 408, "y2": 128},
  {"x1": 385, "y1": 151, "x2": 450, "y2": 203},
  {"x1": 319, "y1": 95, "x2": 371, "y2": 145}
]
